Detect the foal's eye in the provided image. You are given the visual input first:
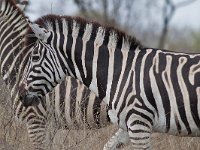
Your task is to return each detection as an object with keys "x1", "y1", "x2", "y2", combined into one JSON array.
[{"x1": 32, "y1": 55, "x2": 40, "y2": 62}]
